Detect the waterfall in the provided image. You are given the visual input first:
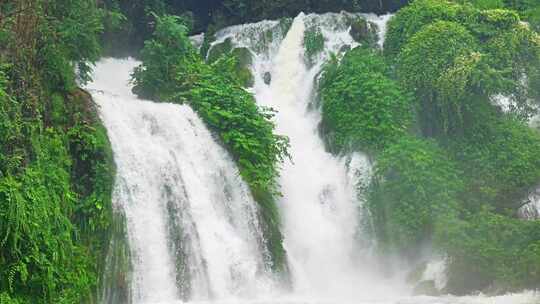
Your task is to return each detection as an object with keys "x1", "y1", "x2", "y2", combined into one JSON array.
[
  {"x1": 88, "y1": 12, "x2": 539, "y2": 304},
  {"x1": 87, "y1": 58, "x2": 274, "y2": 303},
  {"x1": 220, "y1": 13, "x2": 405, "y2": 300}
]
